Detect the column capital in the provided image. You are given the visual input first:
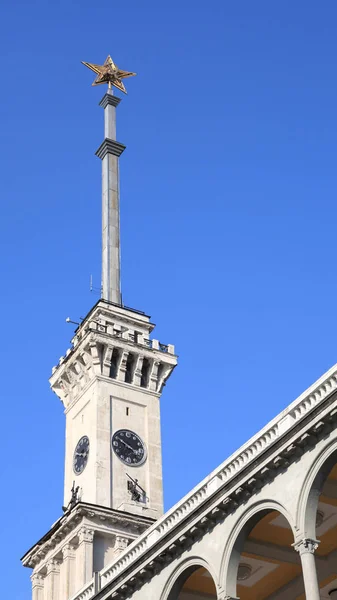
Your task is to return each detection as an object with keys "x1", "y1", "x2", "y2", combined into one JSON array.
[
  {"x1": 114, "y1": 535, "x2": 129, "y2": 555},
  {"x1": 293, "y1": 538, "x2": 320, "y2": 555},
  {"x1": 78, "y1": 527, "x2": 94, "y2": 544},
  {"x1": 31, "y1": 572, "x2": 44, "y2": 588},
  {"x1": 46, "y1": 558, "x2": 61, "y2": 574},
  {"x1": 62, "y1": 542, "x2": 76, "y2": 559}
]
